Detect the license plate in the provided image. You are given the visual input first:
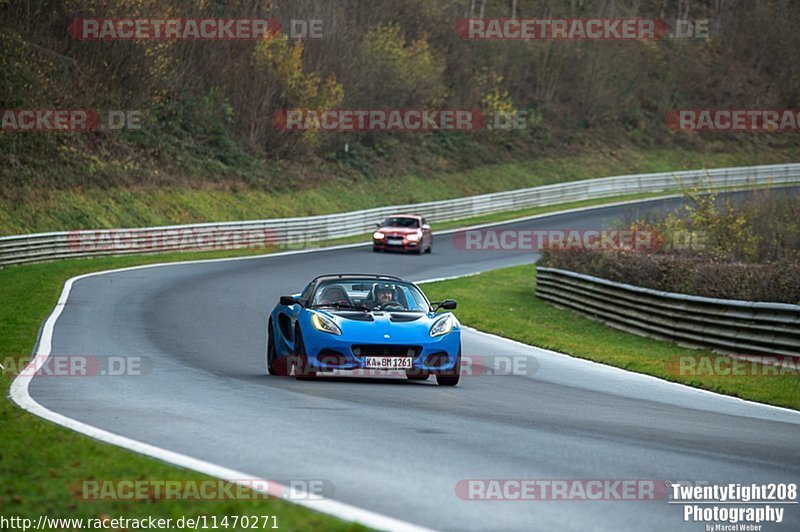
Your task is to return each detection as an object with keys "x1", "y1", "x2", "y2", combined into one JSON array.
[
  {"x1": 387, "y1": 240, "x2": 403, "y2": 246},
  {"x1": 363, "y1": 357, "x2": 413, "y2": 369}
]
